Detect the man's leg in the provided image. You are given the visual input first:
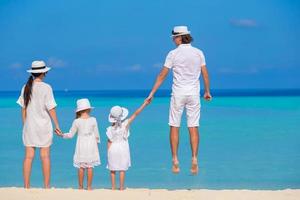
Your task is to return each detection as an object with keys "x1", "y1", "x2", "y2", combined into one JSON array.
[
  {"x1": 169, "y1": 95, "x2": 184, "y2": 174},
  {"x1": 170, "y1": 126, "x2": 180, "y2": 173},
  {"x1": 188, "y1": 127, "x2": 199, "y2": 174},
  {"x1": 186, "y1": 95, "x2": 200, "y2": 174}
]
